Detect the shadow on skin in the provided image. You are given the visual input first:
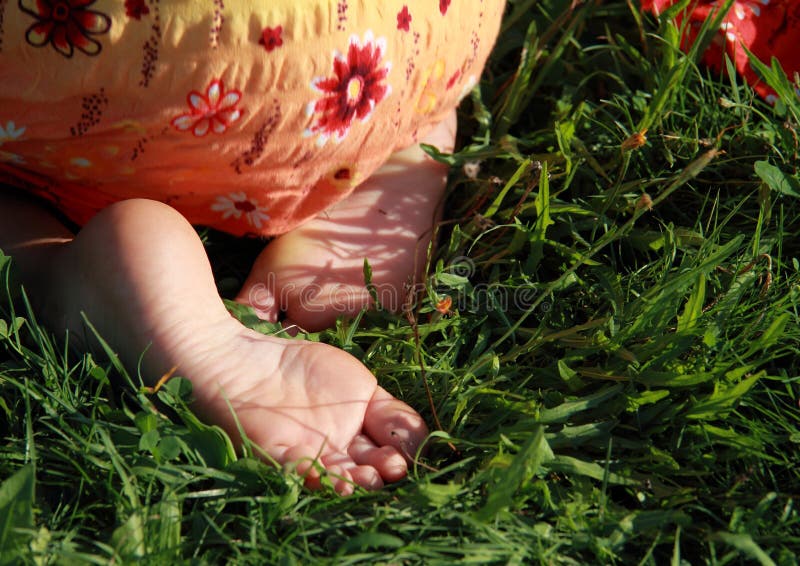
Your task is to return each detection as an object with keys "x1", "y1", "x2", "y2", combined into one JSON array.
[{"x1": 237, "y1": 138, "x2": 453, "y2": 330}]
